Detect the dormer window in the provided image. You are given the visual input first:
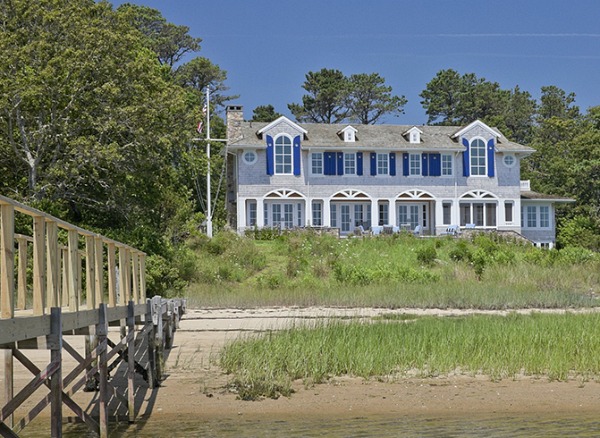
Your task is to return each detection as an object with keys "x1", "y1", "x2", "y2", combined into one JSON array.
[
  {"x1": 339, "y1": 126, "x2": 358, "y2": 142},
  {"x1": 405, "y1": 126, "x2": 423, "y2": 144}
]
